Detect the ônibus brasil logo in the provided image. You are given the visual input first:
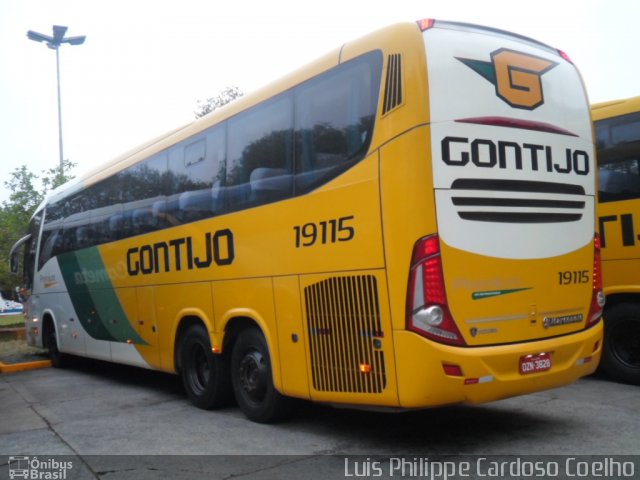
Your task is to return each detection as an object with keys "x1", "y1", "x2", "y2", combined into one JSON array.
[
  {"x1": 8, "y1": 456, "x2": 73, "y2": 479},
  {"x1": 457, "y1": 48, "x2": 558, "y2": 110}
]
